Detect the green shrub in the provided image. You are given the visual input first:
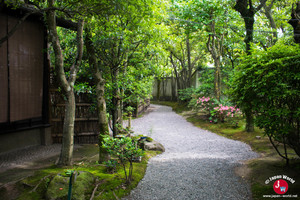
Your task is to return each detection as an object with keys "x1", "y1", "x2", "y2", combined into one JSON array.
[
  {"x1": 230, "y1": 40, "x2": 300, "y2": 163},
  {"x1": 178, "y1": 87, "x2": 196, "y2": 102},
  {"x1": 102, "y1": 135, "x2": 144, "y2": 184}
]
